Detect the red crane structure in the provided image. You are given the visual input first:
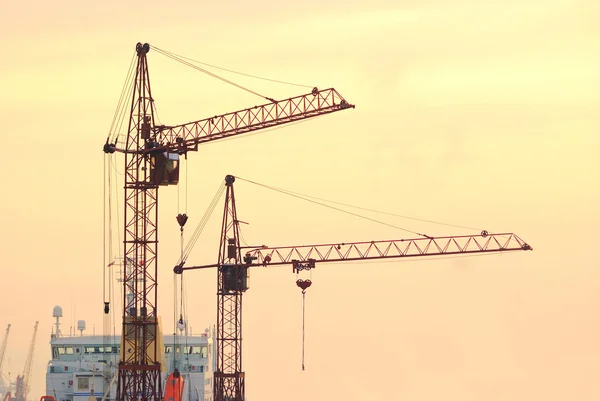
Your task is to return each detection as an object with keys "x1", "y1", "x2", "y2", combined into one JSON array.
[
  {"x1": 102, "y1": 43, "x2": 355, "y2": 401},
  {"x1": 176, "y1": 175, "x2": 533, "y2": 401}
]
